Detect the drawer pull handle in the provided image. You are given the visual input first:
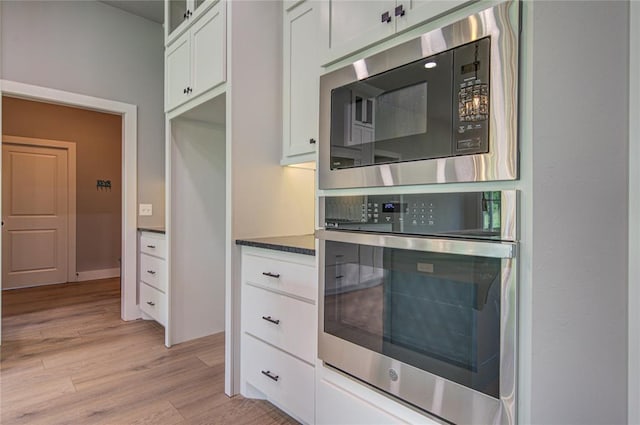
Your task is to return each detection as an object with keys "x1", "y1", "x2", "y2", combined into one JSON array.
[
  {"x1": 261, "y1": 316, "x2": 280, "y2": 325},
  {"x1": 335, "y1": 275, "x2": 344, "y2": 279},
  {"x1": 147, "y1": 270, "x2": 156, "y2": 275},
  {"x1": 146, "y1": 301, "x2": 155, "y2": 306},
  {"x1": 261, "y1": 370, "x2": 279, "y2": 382},
  {"x1": 262, "y1": 272, "x2": 280, "y2": 279},
  {"x1": 146, "y1": 245, "x2": 156, "y2": 249}
]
